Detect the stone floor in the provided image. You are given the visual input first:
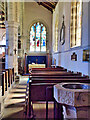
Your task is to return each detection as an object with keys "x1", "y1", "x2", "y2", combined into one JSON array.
[
  {"x1": 1, "y1": 75, "x2": 28, "y2": 119},
  {"x1": 1, "y1": 75, "x2": 54, "y2": 119}
]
